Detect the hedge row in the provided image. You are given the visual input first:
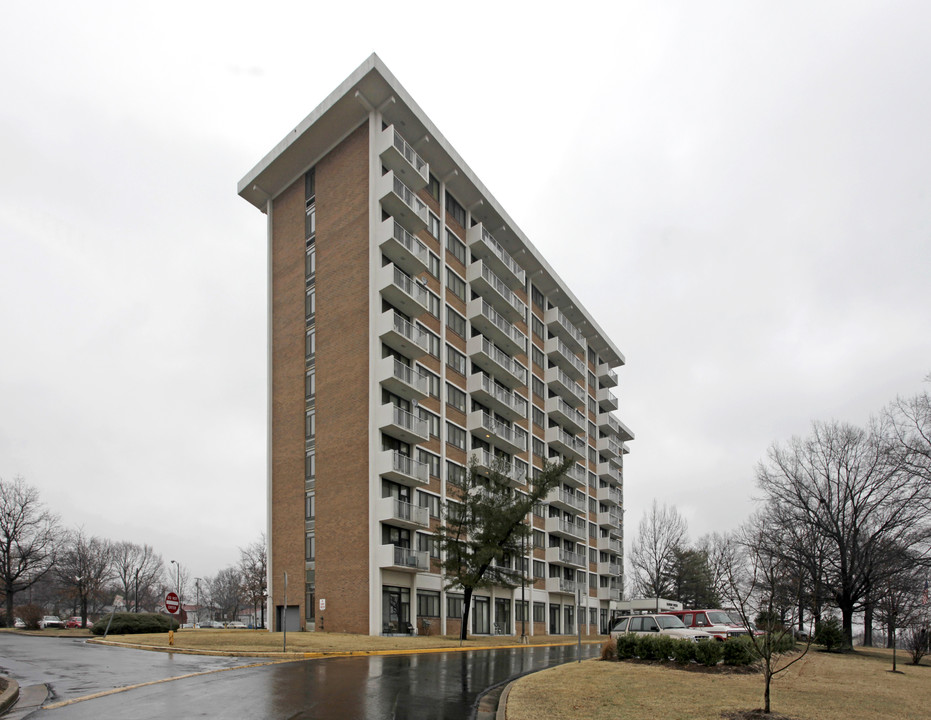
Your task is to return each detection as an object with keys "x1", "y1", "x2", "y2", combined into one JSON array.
[
  {"x1": 611, "y1": 633, "x2": 796, "y2": 667},
  {"x1": 90, "y1": 613, "x2": 180, "y2": 635}
]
